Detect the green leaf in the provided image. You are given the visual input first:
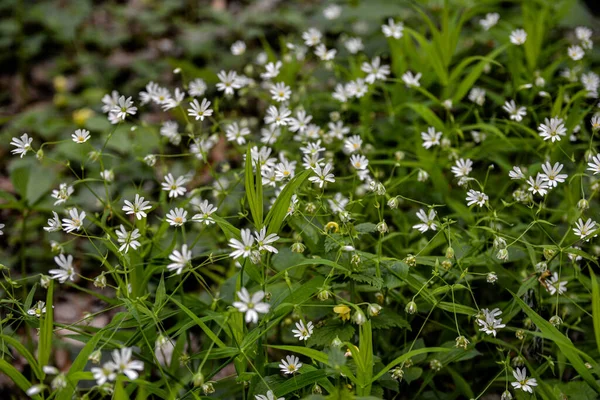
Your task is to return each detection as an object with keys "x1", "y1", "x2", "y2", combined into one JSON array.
[
  {"x1": 0, "y1": 359, "x2": 39, "y2": 398},
  {"x1": 267, "y1": 345, "x2": 329, "y2": 364},
  {"x1": 271, "y1": 369, "x2": 328, "y2": 396},
  {"x1": 265, "y1": 169, "x2": 310, "y2": 235},
  {"x1": 170, "y1": 298, "x2": 227, "y2": 349},
  {"x1": 0, "y1": 334, "x2": 43, "y2": 379},
  {"x1": 371, "y1": 347, "x2": 451, "y2": 383},
  {"x1": 38, "y1": 280, "x2": 54, "y2": 367},
  {"x1": 588, "y1": 268, "x2": 600, "y2": 355},
  {"x1": 245, "y1": 145, "x2": 263, "y2": 228}
]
